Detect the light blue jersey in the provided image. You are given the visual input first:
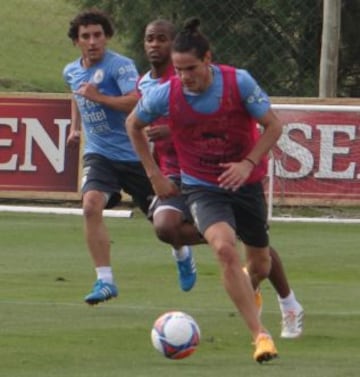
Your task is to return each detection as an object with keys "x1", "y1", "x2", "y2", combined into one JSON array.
[
  {"x1": 63, "y1": 49, "x2": 139, "y2": 161},
  {"x1": 135, "y1": 65, "x2": 270, "y2": 124},
  {"x1": 137, "y1": 70, "x2": 161, "y2": 95}
]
